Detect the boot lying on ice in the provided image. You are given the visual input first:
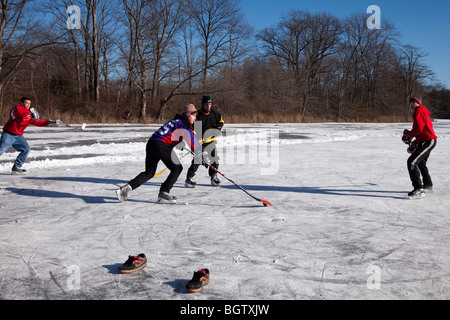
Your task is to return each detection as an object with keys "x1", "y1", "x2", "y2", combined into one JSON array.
[
  {"x1": 118, "y1": 254, "x2": 147, "y2": 274},
  {"x1": 186, "y1": 268, "x2": 210, "y2": 293}
]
